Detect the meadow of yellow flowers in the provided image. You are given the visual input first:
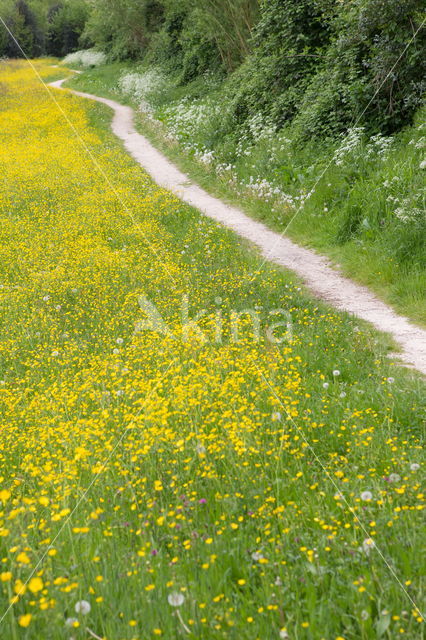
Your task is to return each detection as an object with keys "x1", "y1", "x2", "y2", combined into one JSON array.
[{"x1": 0, "y1": 60, "x2": 424, "y2": 639}]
